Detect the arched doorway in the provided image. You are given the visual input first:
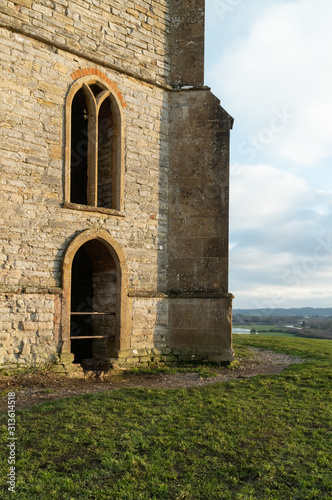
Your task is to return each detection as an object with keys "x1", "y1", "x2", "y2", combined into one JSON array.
[
  {"x1": 70, "y1": 239, "x2": 117, "y2": 368},
  {"x1": 61, "y1": 229, "x2": 131, "y2": 370}
]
